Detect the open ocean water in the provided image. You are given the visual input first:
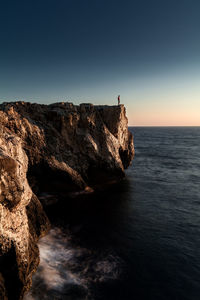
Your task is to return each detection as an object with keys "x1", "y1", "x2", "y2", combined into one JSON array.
[{"x1": 25, "y1": 127, "x2": 200, "y2": 300}]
